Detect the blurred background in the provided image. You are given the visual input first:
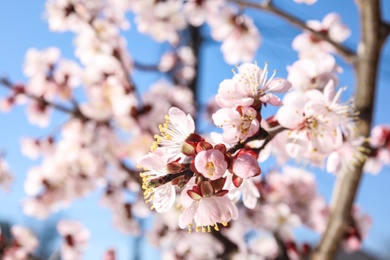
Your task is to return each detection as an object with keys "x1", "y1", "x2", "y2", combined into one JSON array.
[{"x1": 0, "y1": 0, "x2": 390, "y2": 259}]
